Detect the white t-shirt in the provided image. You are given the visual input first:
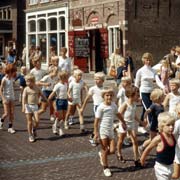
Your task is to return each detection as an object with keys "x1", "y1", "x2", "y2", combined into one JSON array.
[
  {"x1": 41, "y1": 75, "x2": 58, "y2": 91},
  {"x1": 88, "y1": 85, "x2": 103, "y2": 106},
  {"x1": 135, "y1": 65, "x2": 155, "y2": 93},
  {"x1": 58, "y1": 56, "x2": 71, "y2": 74},
  {"x1": 174, "y1": 119, "x2": 180, "y2": 163},
  {"x1": 2, "y1": 76, "x2": 15, "y2": 100},
  {"x1": 30, "y1": 68, "x2": 45, "y2": 82},
  {"x1": 117, "y1": 86, "x2": 127, "y2": 107},
  {"x1": 53, "y1": 82, "x2": 67, "y2": 99},
  {"x1": 95, "y1": 102, "x2": 118, "y2": 131},
  {"x1": 69, "y1": 81, "x2": 84, "y2": 100}
]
